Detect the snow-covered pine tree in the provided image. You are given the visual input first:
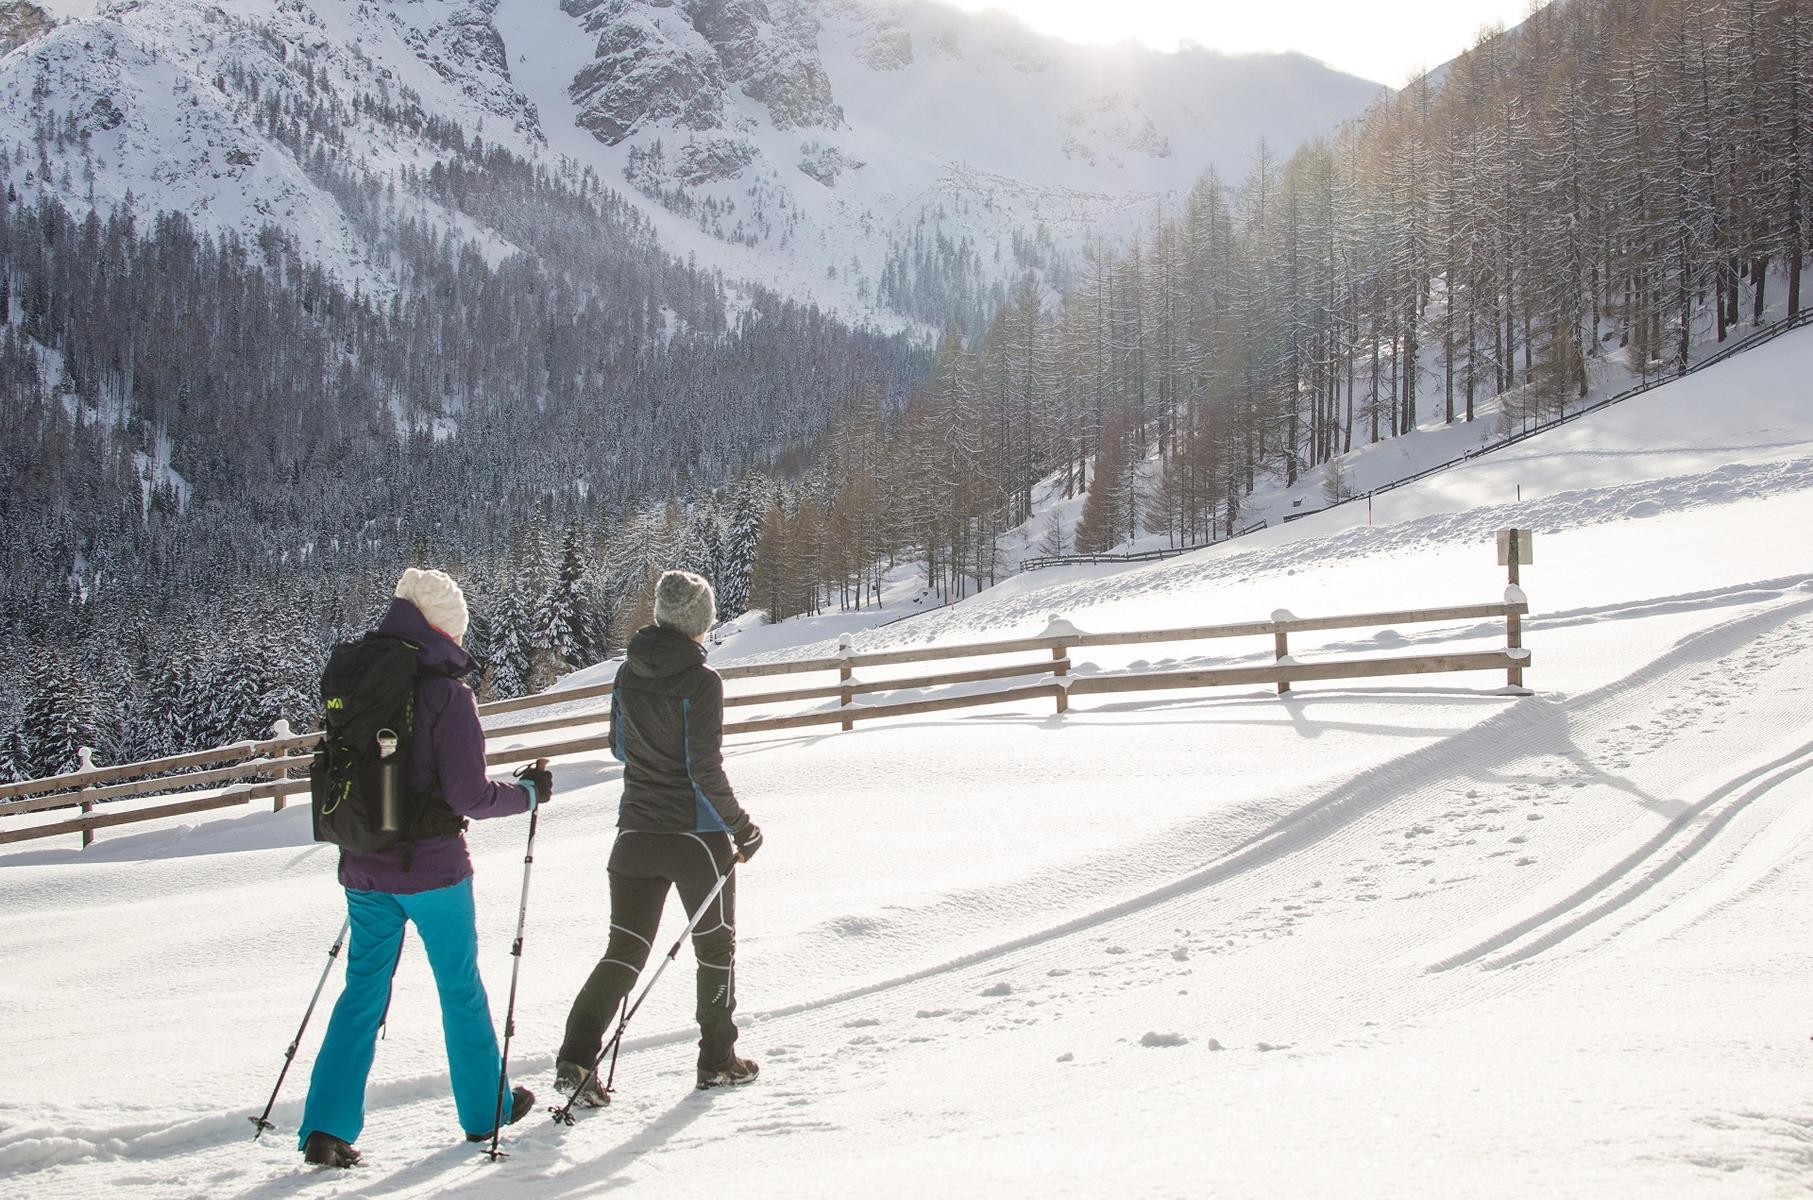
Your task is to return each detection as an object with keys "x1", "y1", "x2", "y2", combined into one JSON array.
[
  {"x1": 0, "y1": 722, "x2": 27, "y2": 784},
  {"x1": 717, "y1": 483, "x2": 766, "y2": 620},
  {"x1": 20, "y1": 663, "x2": 97, "y2": 779},
  {"x1": 540, "y1": 523, "x2": 594, "y2": 679},
  {"x1": 487, "y1": 581, "x2": 533, "y2": 700}
]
